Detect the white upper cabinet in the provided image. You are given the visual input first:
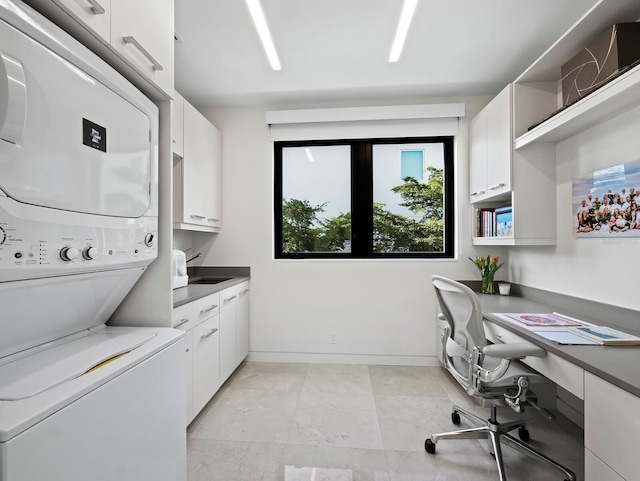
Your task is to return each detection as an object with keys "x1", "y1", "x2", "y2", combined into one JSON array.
[
  {"x1": 469, "y1": 84, "x2": 512, "y2": 204},
  {"x1": 173, "y1": 98, "x2": 222, "y2": 232},
  {"x1": 46, "y1": 0, "x2": 111, "y2": 43},
  {"x1": 110, "y1": 0, "x2": 174, "y2": 98},
  {"x1": 23, "y1": 0, "x2": 174, "y2": 100},
  {"x1": 171, "y1": 90, "x2": 184, "y2": 158}
]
